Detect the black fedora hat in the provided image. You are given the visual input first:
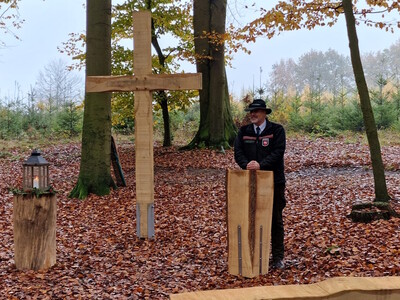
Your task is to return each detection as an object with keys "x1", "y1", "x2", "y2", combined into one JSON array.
[{"x1": 245, "y1": 99, "x2": 272, "y2": 114}]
